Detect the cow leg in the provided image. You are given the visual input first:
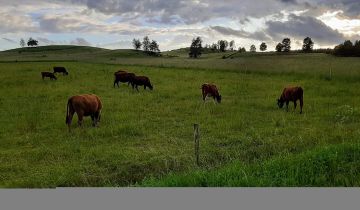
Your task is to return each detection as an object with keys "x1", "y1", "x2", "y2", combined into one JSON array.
[
  {"x1": 77, "y1": 112, "x2": 84, "y2": 127},
  {"x1": 300, "y1": 98, "x2": 303, "y2": 114},
  {"x1": 91, "y1": 115, "x2": 95, "y2": 126},
  {"x1": 294, "y1": 101, "x2": 297, "y2": 111},
  {"x1": 286, "y1": 101, "x2": 289, "y2": 112},
  {"x1": 136, "y1": 85, "x2": 139, "y2": 92},
  {"x1": 94, "y1": 112, "x2": 100, "y2": 127},
  {"x1": 144, "y1": 85, "x2": 146, "y2": 90}
]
